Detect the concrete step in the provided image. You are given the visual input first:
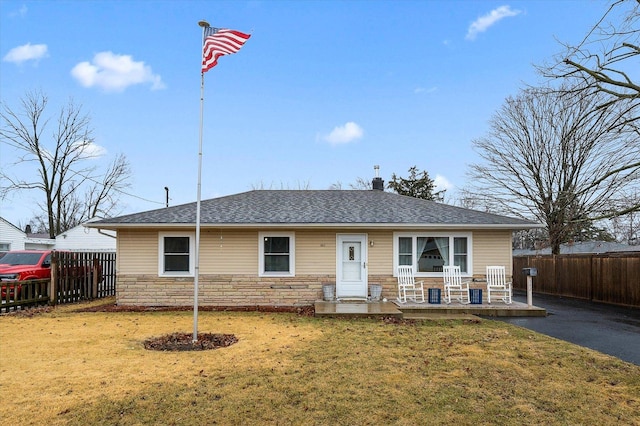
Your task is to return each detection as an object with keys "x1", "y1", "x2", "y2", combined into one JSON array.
[
  {"x1": 314, "y1": 300, "x2": 402, "y2": 318},
  {"x1": 403, "y1": 312, "x2": 479, "y2": 320}
]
